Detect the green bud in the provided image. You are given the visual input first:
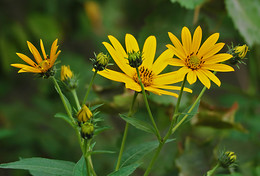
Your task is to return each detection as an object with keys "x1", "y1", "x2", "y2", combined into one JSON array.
[
  {"x1": 81, "y1": 122, "x2": 94, "y2": 139},
  {"x1": 126, "y1": 51, "x2": 143, "y2": 68},
  {"x1": 91, "y1": 52, "x2": 110, "y2": 71},
  {"x1": 218, "y1": 151, "x2": 237, "y2": 168}
]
